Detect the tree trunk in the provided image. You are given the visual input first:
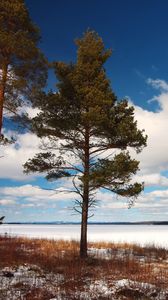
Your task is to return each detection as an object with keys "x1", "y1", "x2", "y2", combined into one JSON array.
[
  {"x1": 0, "y1": 63, "x2": 8, "y2": 135},
  {"x1": 80, "y1": 126, "x2": 90, "y2": 259},
  {"x1": 80, "y1": 198, "x2": 89, "y2": 258}
]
